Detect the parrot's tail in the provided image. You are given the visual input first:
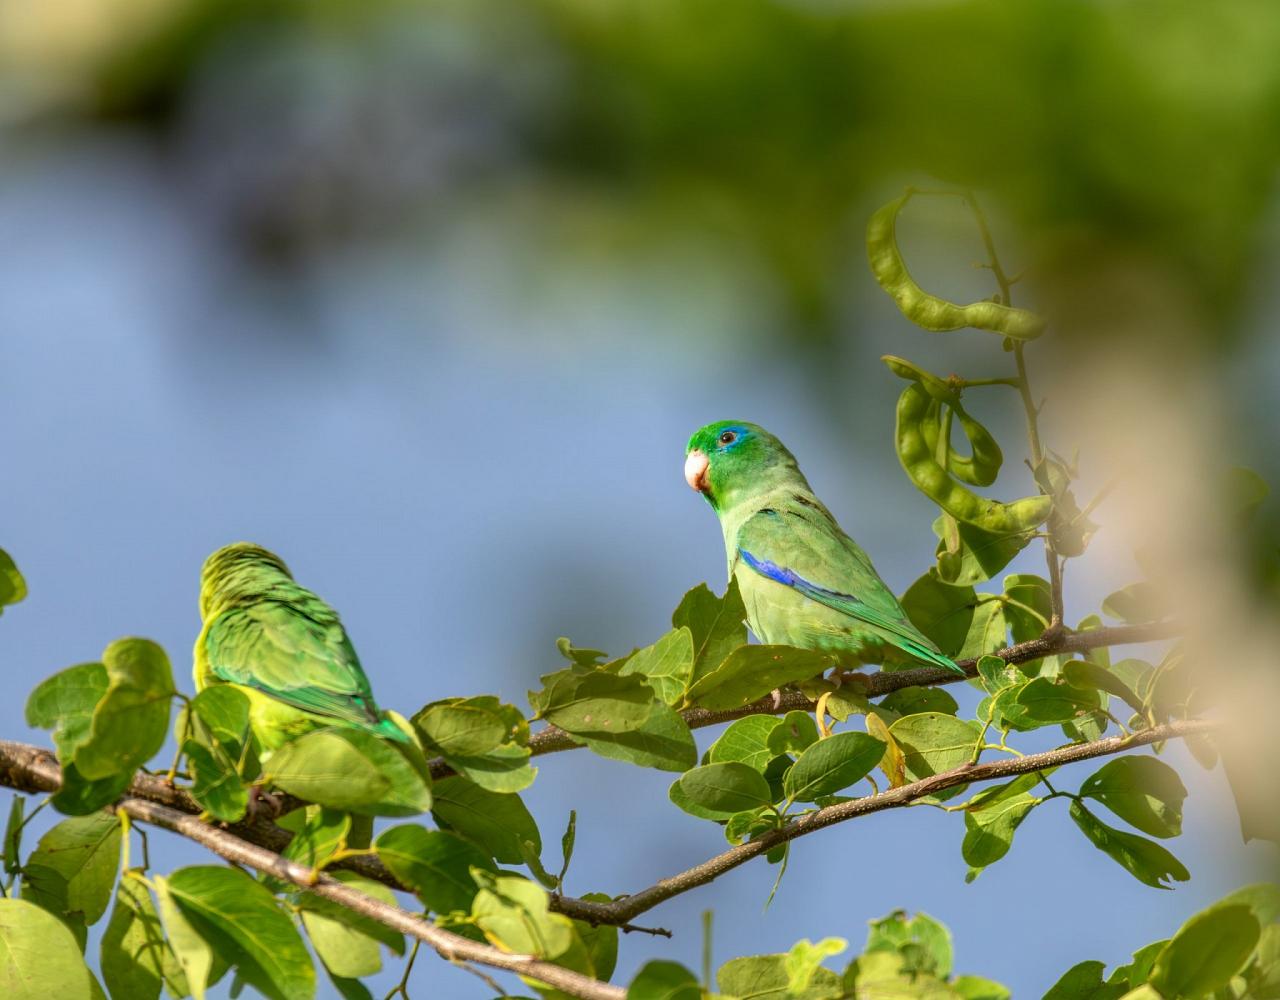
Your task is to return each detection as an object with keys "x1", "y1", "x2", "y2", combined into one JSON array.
[{"x1": 903, "y1": 639, "x2": 967, "y2": 677}]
